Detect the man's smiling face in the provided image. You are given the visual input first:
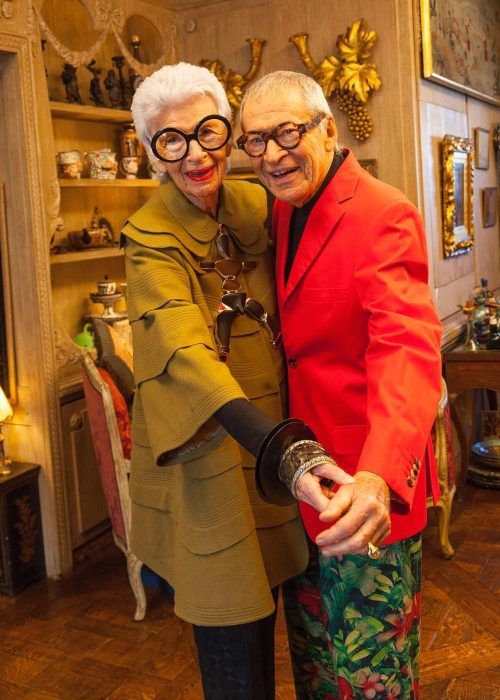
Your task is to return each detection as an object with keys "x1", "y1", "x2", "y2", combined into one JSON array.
[{"x1": 241, "y1": 90, "x2": 337, "y2": 207}]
